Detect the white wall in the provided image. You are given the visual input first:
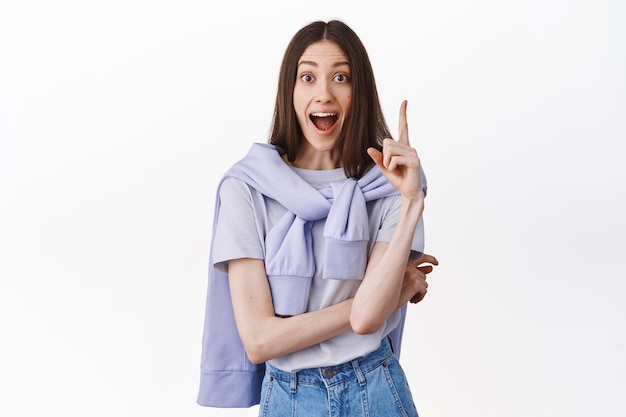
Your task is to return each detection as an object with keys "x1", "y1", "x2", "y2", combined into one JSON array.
[{"x1": 1, "y1": 1, "x2": 624, "y2": 416}]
